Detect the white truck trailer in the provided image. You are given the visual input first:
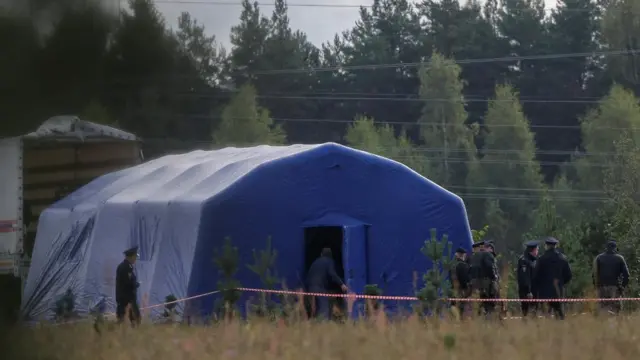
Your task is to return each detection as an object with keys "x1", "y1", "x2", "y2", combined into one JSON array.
[{"x1": 0, "y1": 116, "x2": 142, "y2": 279}]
